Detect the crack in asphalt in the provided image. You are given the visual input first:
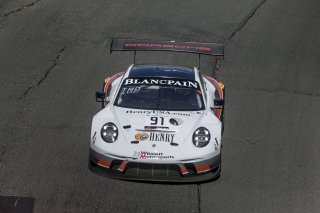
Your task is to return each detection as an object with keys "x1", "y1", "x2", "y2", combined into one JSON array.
[
  {"x1": 205, "y1": 3, "x2": 269, "y2": 208},
  {"x1": 197, "y1": 184, "x2": 201, "y2": 213},
  {"x1": 225, "y1": 0, "x2": 267, "y2": 44},
  {"x1": 19, "y1": 46, "x2": 66, "y2": 100},
  {"x1": 230, "y1": 86, "x2": 320, "y2": 98},
  {"x1": 212, "y1": 0, "x2": 267, "y2": 79},
  {"x1": 0, "y1": 150, "x2": 5, "y2": 164},
  {"x1": 3, "y1": 0, "x2": 42, "y2": 17},
  {"x1": 202, "y1": 3, "x2": 268, "y2": 209},
  {"x1": 211, "y1": 58, "x2": 221, "y2": 79}
]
